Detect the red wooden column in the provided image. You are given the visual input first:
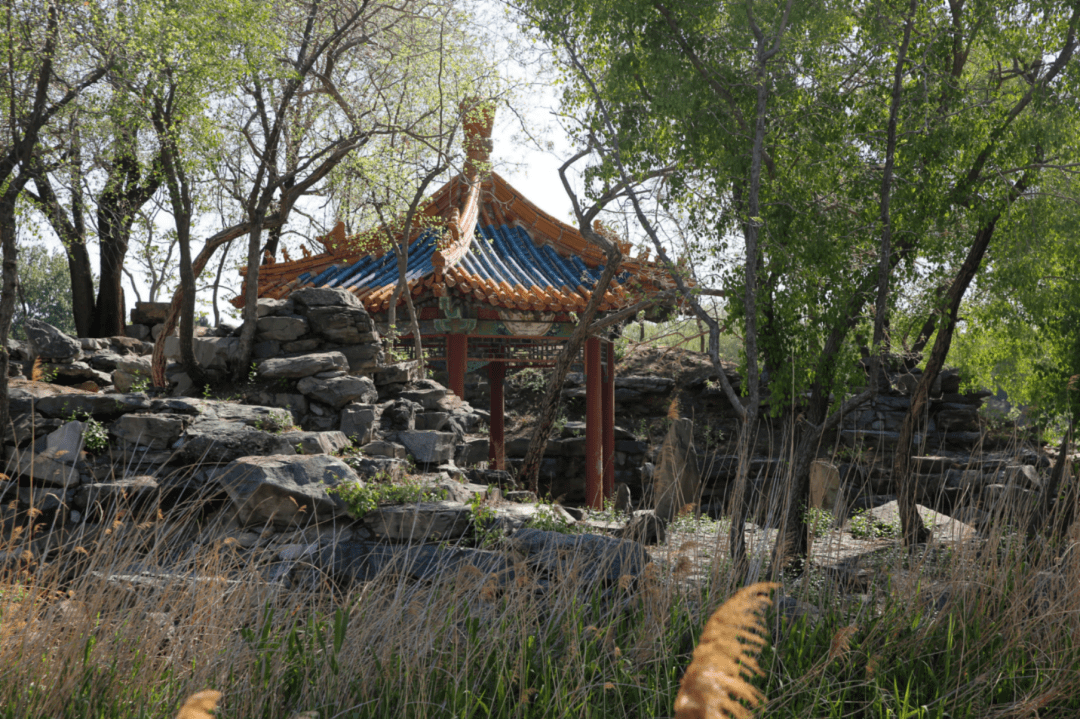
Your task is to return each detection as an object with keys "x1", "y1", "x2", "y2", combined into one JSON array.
[
  {"x1": 585, "y1": 336, "x2": 603, "y2": 509},
  {"x1": 487, "y1": 361, "x2": 506, "y2": 470},
  {"x1": 447, "y1": 334, "x2": 467, "y2": 399},
  {"x1": 602, "y1": 339, "x2": 615, "y2": 500}
]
